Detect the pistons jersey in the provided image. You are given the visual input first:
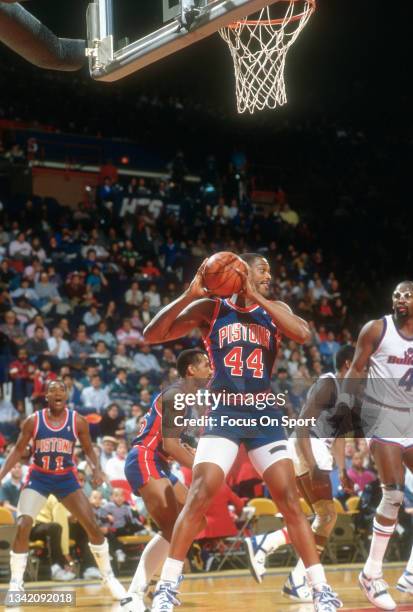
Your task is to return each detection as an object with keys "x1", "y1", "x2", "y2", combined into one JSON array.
[
  {"x1": 32, "y1": 409, "x2": 78, "y2": 472},
  {"x1": 204, "y1": 298, "x2": 280, "y2": 394},
  {"x1": 131, "y1": 393, "x2": 167, "y2": 458}
]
